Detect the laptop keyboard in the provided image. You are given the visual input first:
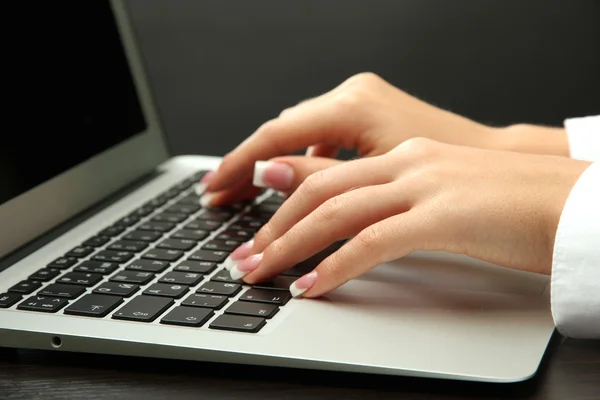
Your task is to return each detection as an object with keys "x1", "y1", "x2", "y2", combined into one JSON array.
[{"x1": 0, "y1": 170, "x2": 335, "y2": 334}]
